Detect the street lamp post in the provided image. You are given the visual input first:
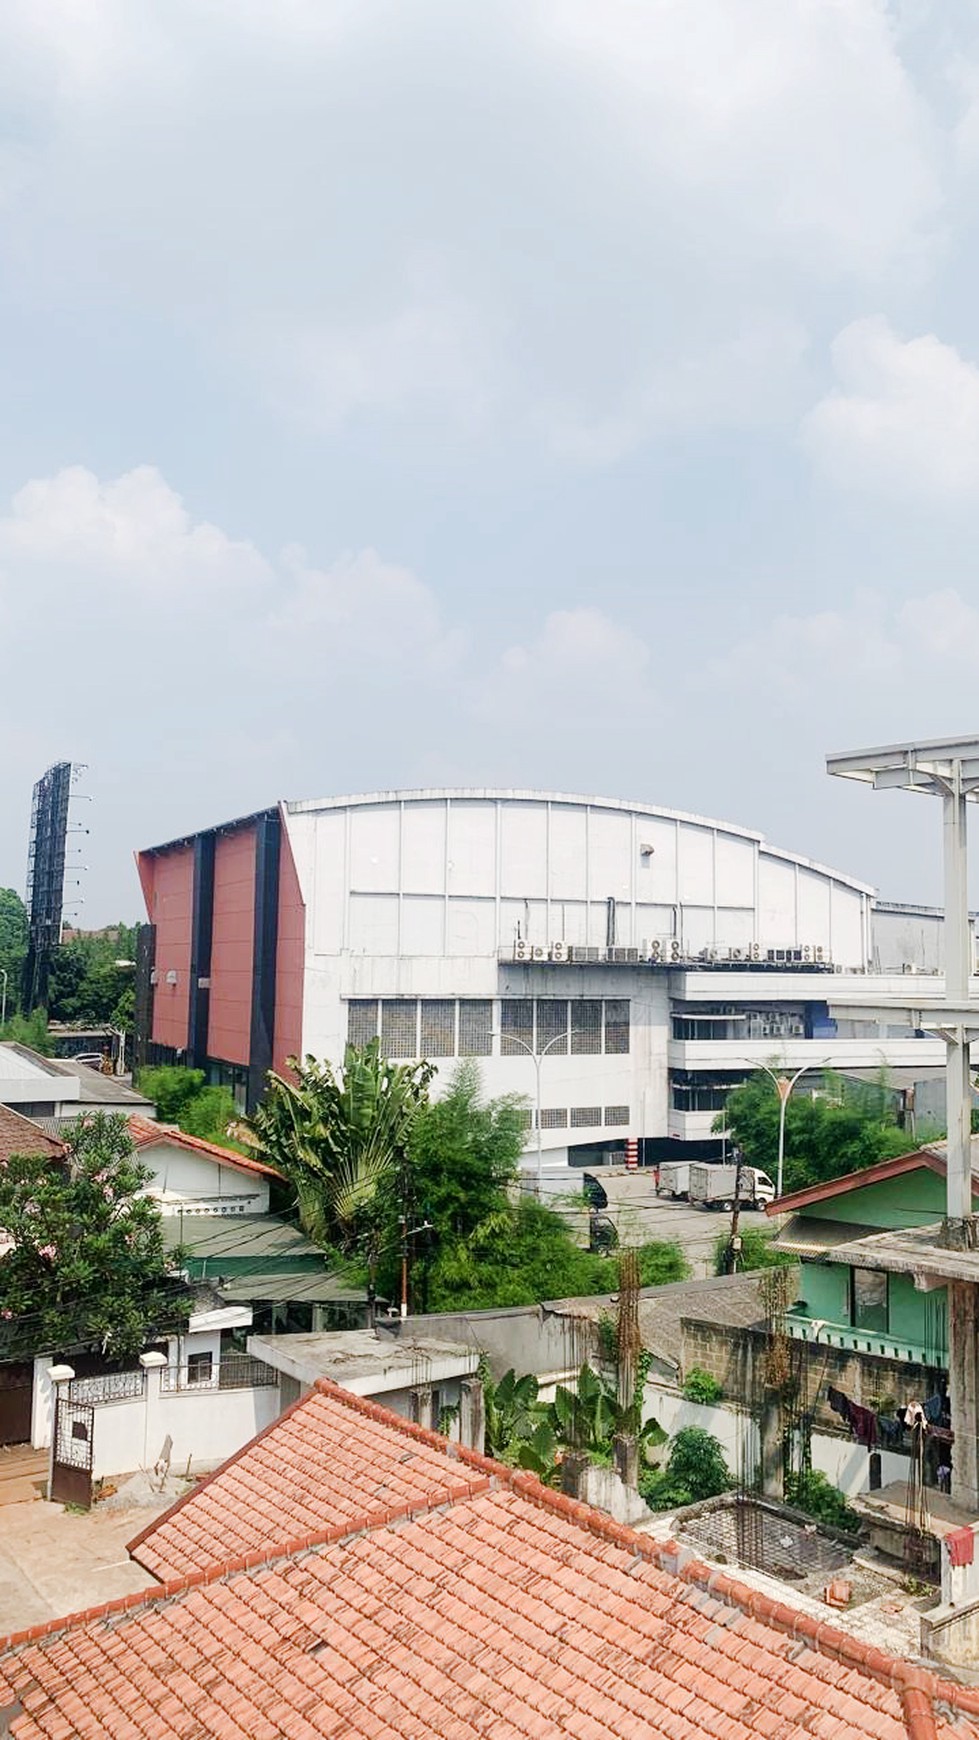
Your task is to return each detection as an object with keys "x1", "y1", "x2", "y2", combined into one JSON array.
[
  {"x1": 498, "y1": 1029, "x2": 571, "y2": 1198},
  {"x1": 736, "y1": 1058, "x2": 831, "y2": 1201}
]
